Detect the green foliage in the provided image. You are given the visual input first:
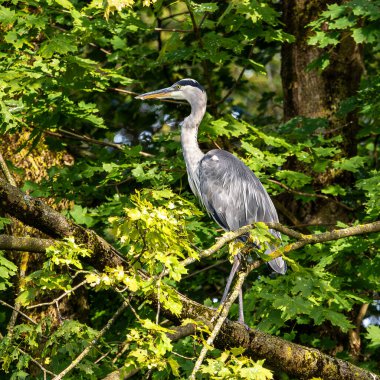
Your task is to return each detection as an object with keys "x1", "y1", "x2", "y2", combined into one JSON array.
[
  {"x1": 366, "y1": 325, "x2": 380, "y2": 349},
  {"x1": 201, "y1": 349, "x2": 273, "y2": 380},
  {"x1": 0, "y1": 0, "x2": 380, "y2": 378},
  {"x1": 244, "y1": 265, "x2": 365, "y2": 333},
  {"x1": 17, "y1": 238, "x2": 92, "y2": 306},
  {"x1": 309, "y1": 1, "x2": 380, "y2": 48},
  {"x1": 356, "y1": 171, "x2": 380, "y2": 219},
  {"x1": 122, "y1": 323, "x2": 177, "y2": 375},
  {"x1": 0, "y1": 252, "x2": 17, "y2": 291},
  {"x1": 109, "y1": 189, "x2": 200, "y2": 281},
  {"x1": 0, "y1": 217, "x2": 11, "y2": 231}
]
